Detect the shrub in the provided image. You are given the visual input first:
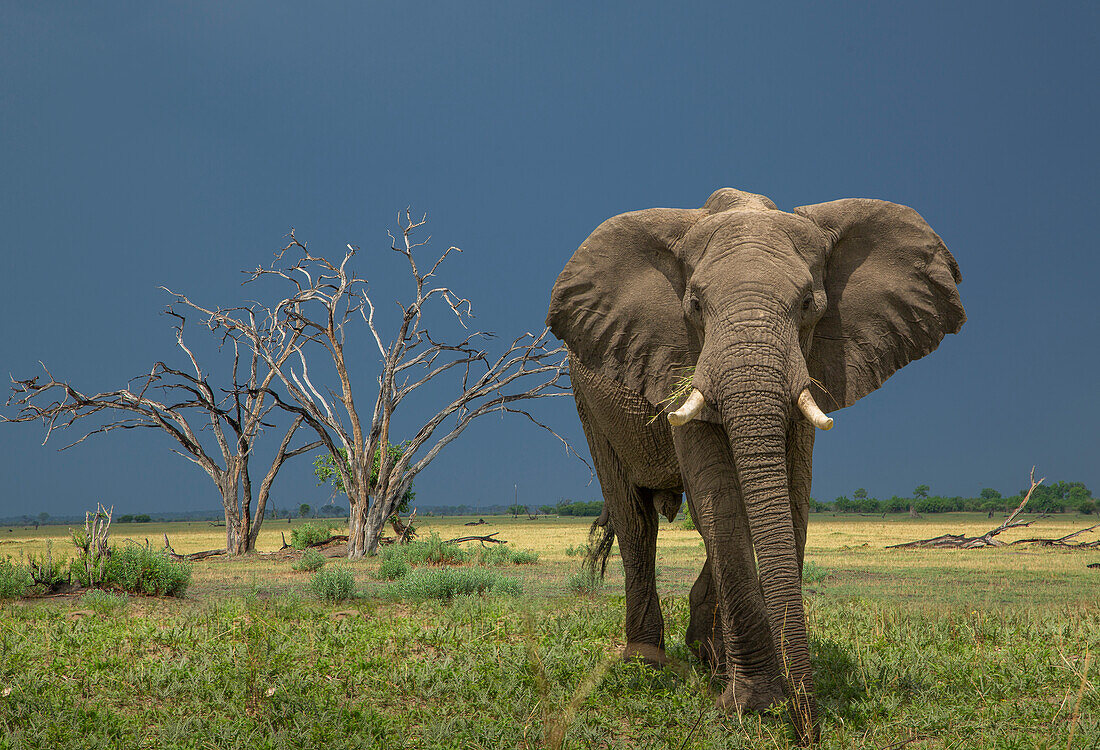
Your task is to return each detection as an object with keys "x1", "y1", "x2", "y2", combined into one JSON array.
[
  {"x1": 26, "y1": 542, "x2": 67, "y2": 591},
  {"x1": 566, "y1": 568, "x2": 603, "y2": 595},
  {"x1": 100, "y1": 545, "x2": 192, "y2": 596},
  {"x1": 311, "y1": 566, "x2": 356, "y2": 602},
  {"x1": 680, "y1": 515, "x2": 696, "y2": 531},
  {"x1": 293, "y1": 548, "x2": 327, "y2": 572},
  {"x1": 476, "y1": 545, "x2": 539, "y2": 566},
  {"x1": 381, "y1": 534, "x2": 469, "y2": 567},
  {"x1": 564, "y1": 544, "x2": 588, "y2": 558},
  {"x1": 80, "y1": 589, "x2": 129, "y2": 614},
  {"x1": 291, "y1": 522, "x2": 335, "y2": 549},
  {"x1": 377, "y1": 557, "x2": 410, "y2": 580},
  {"x1": 390, "y1": 567, "x2": 521, "y2": 602},
  {"x1": 0, "y1": 558, "x2": 33, "y2": 599}
]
